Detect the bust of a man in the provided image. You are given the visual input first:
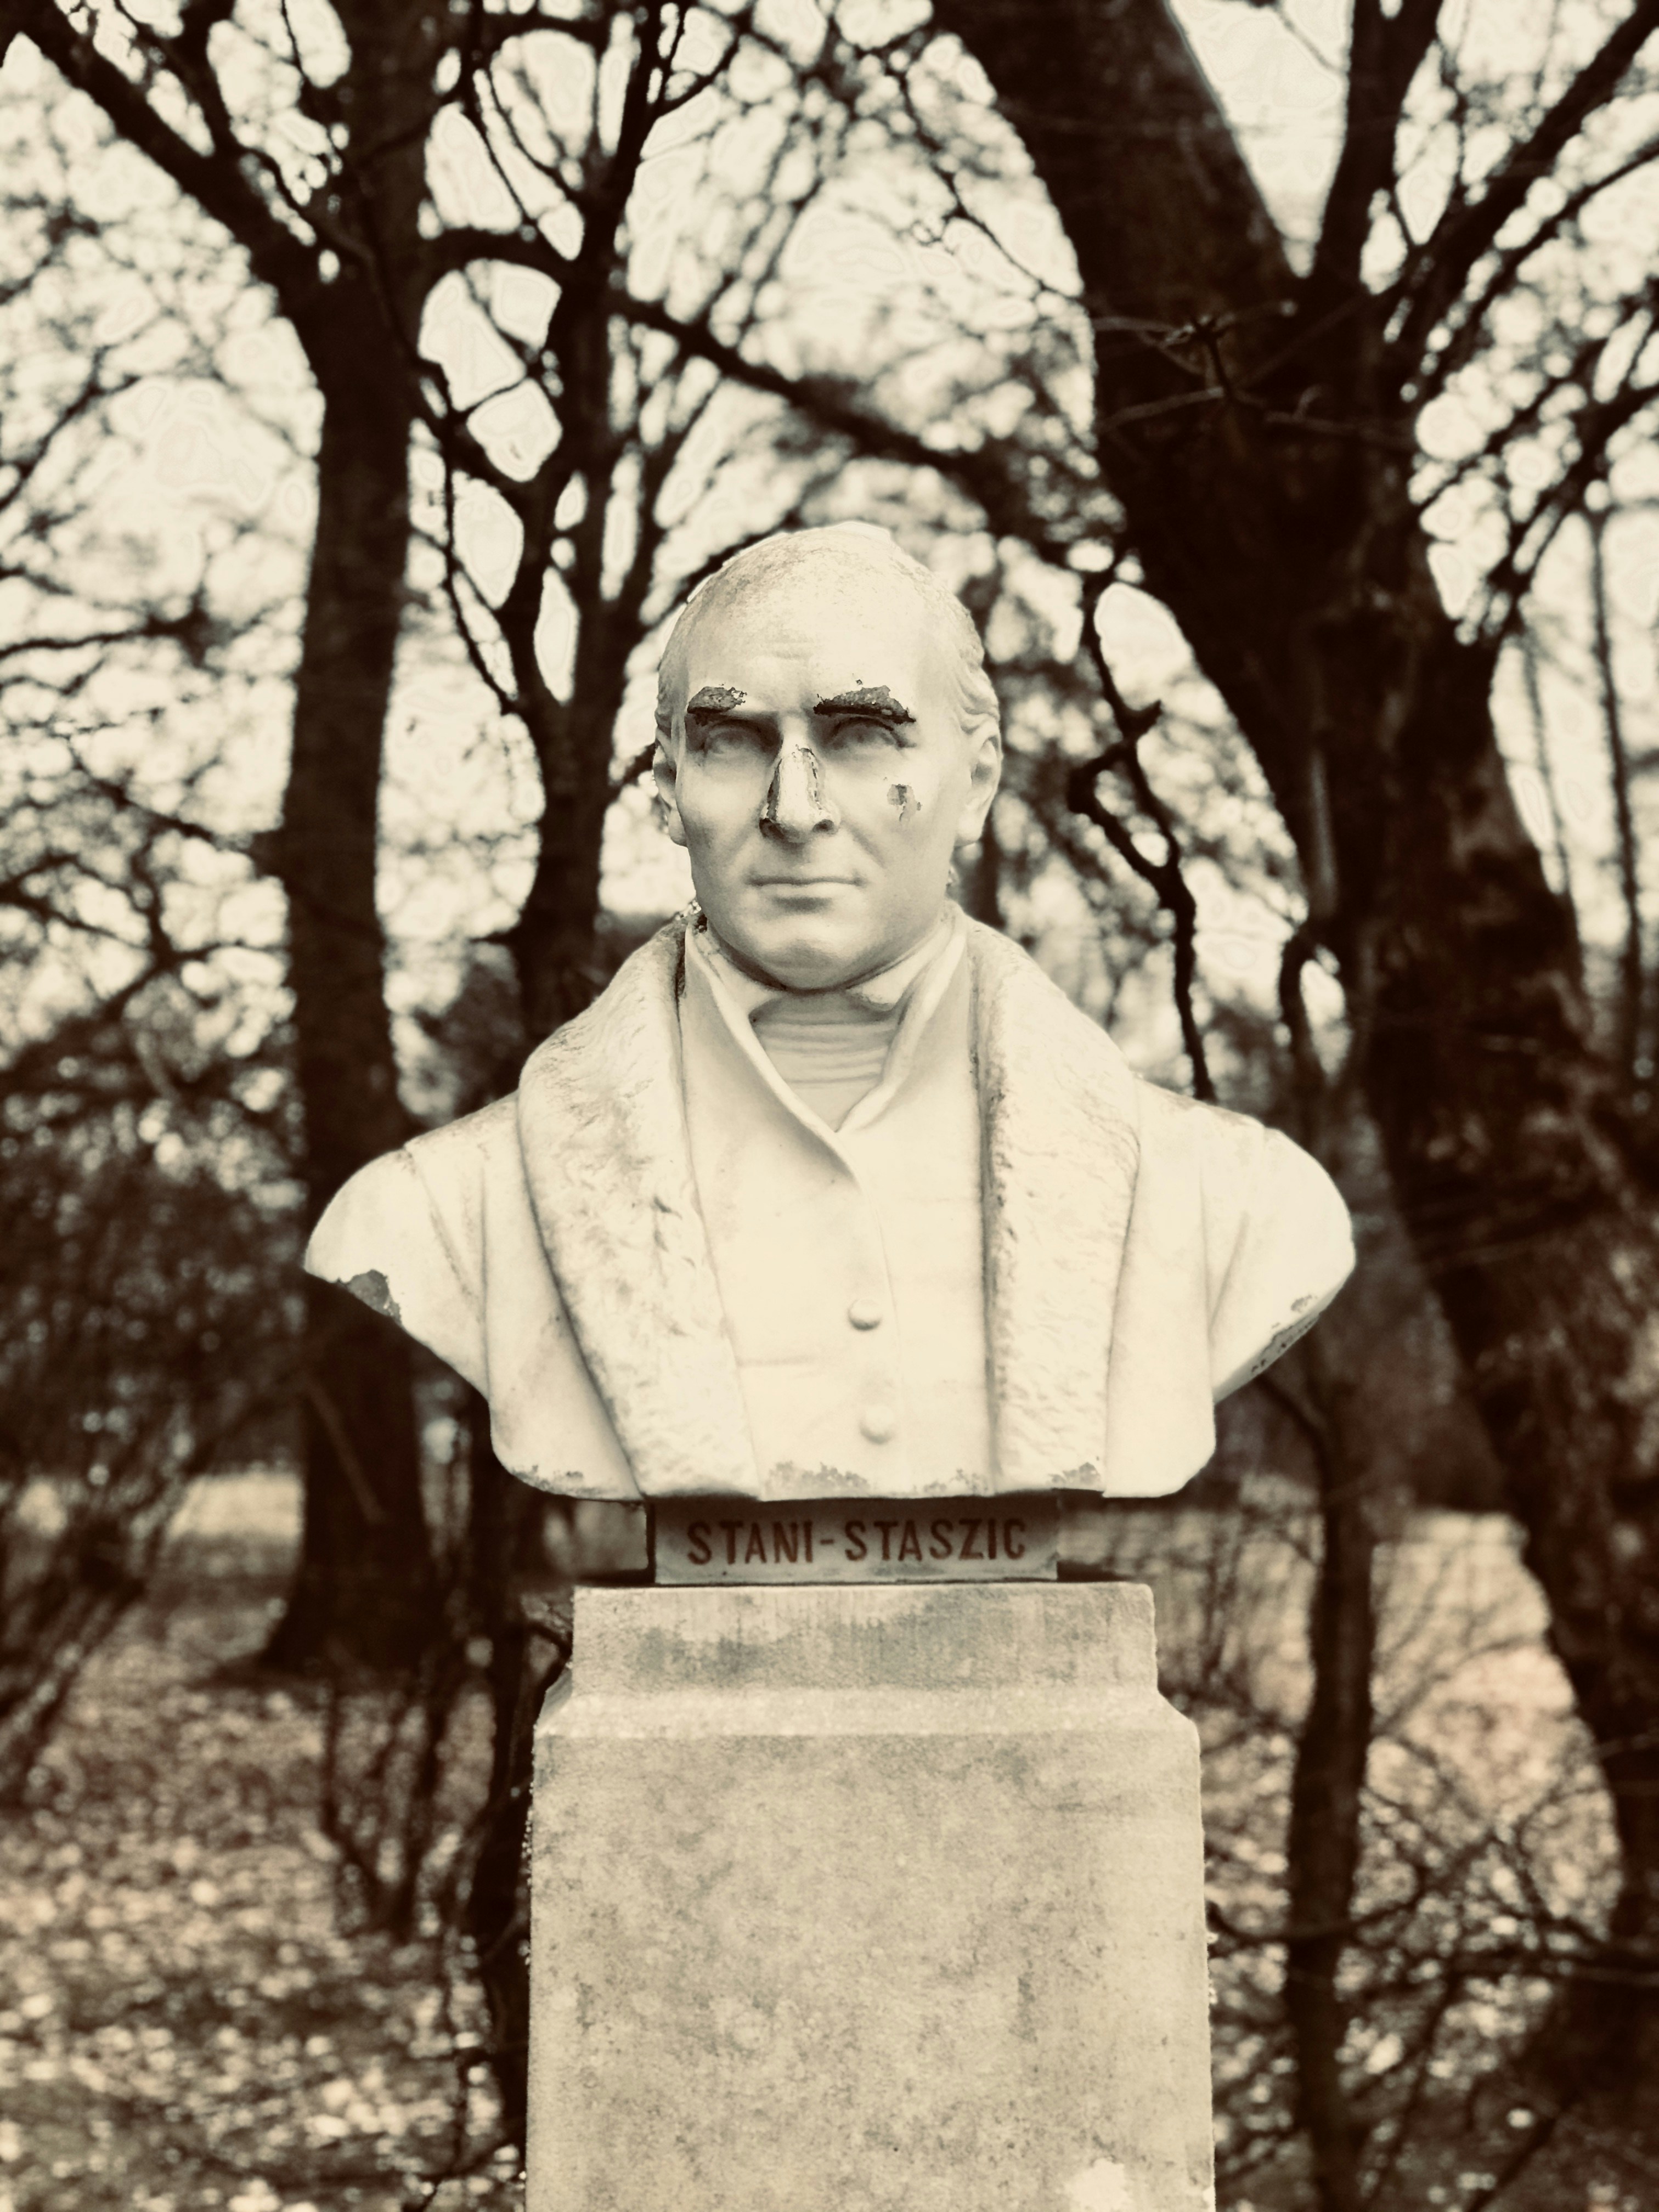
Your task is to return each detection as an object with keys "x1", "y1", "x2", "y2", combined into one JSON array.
[{"x1": 307, "y1": 527, "x2": 1351, "y2": 1503}]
